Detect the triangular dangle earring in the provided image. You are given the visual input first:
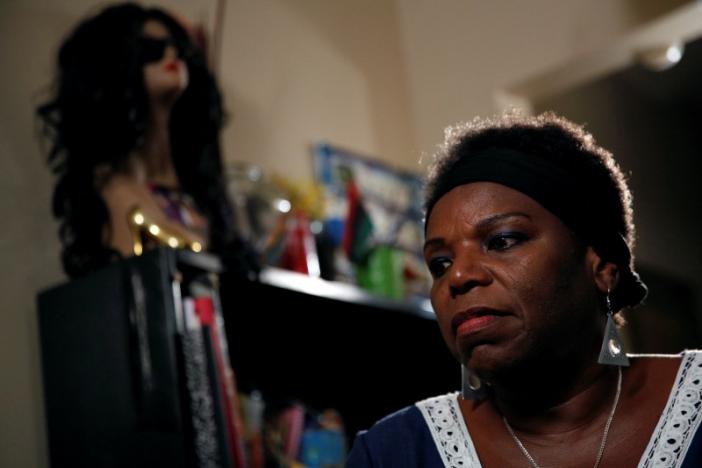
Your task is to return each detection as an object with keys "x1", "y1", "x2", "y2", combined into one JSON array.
[
  {"x1": 598, "y1": 292, "x2": 630, "y2": 366},
  {"x1": 461, "y1": 365, "x2": 488, "y2": 400}
]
